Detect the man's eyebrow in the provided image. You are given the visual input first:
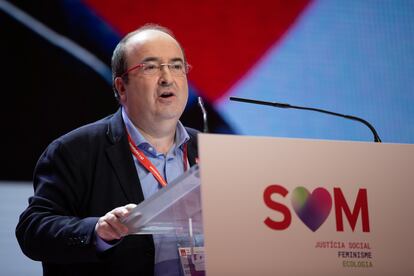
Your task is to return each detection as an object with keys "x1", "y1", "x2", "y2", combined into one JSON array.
[
  {"x1": 170, "y1": 58, "x2": 184, "y2": 63},
  {"x1": 141, "y1": 57, "x2": 159, "y2": 63},
  {"x1": 141, "y1": 57, "x2": 184, "y2": 63}
]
